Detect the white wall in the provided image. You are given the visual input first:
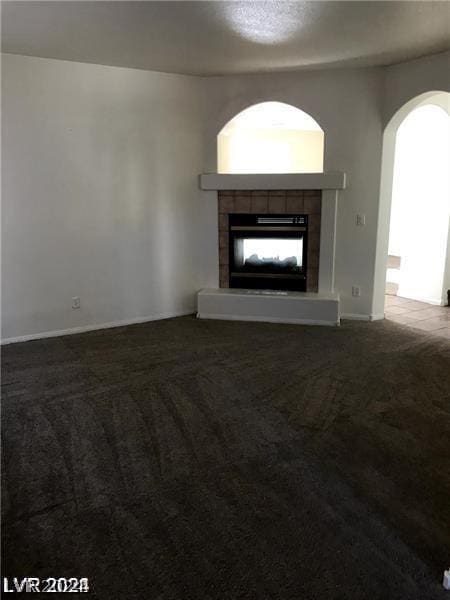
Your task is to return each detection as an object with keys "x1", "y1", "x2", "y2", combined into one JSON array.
[
  {"x1": 201, "y1": 68, "x2": 384, "y2": 317},
  {"x1": 1, "y1": 54, "x2": 207, "y2": 341},
  {"x1": 4, "y1": 51, "x2": 449, "y2": 339},
  {"x1": 381, "y1": 51, "x2": 450, "y2": 127}
]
